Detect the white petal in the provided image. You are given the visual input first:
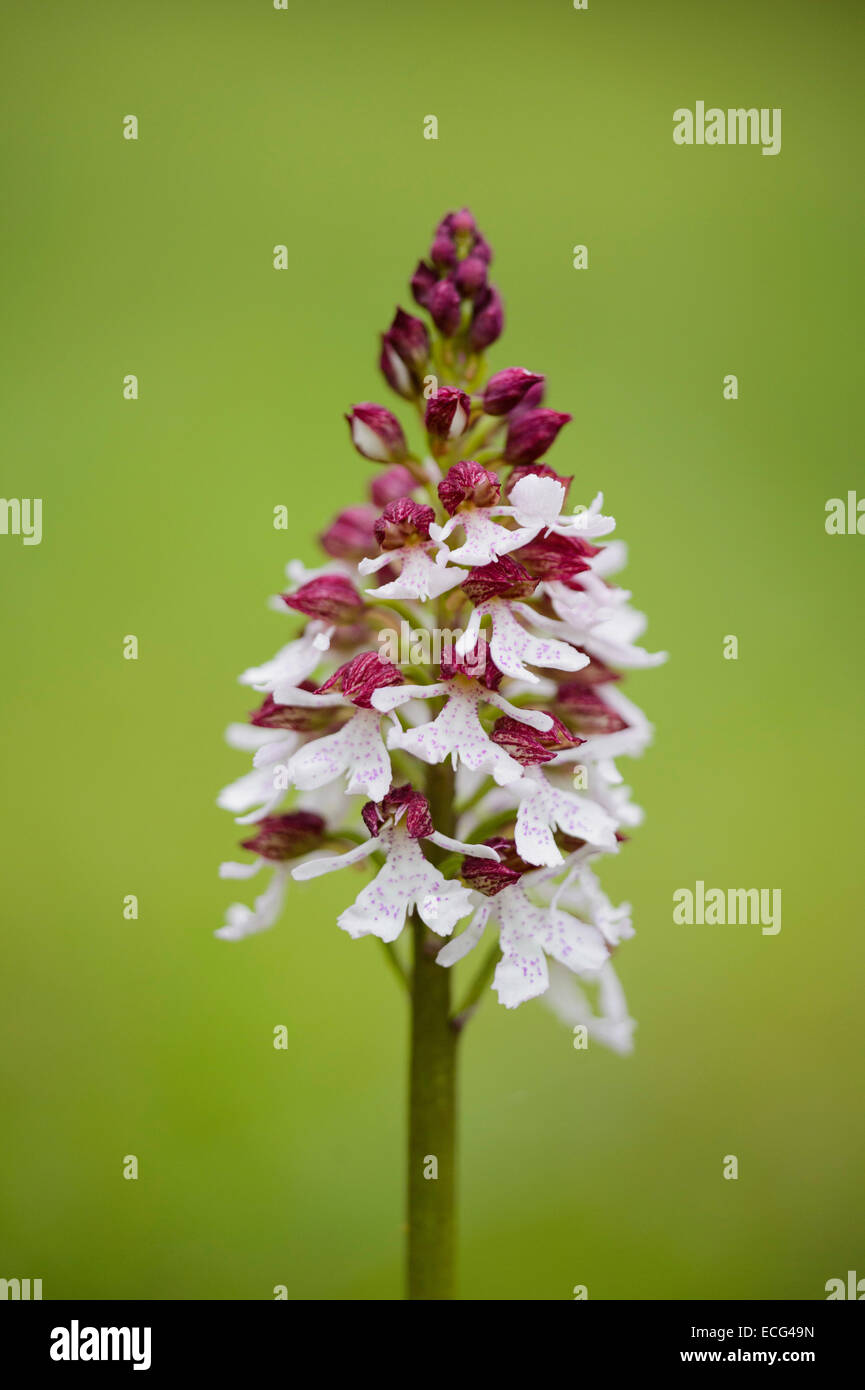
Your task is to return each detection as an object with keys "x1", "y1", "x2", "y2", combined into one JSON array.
[
  {"x1": 494, "y1": 936, "x2": 550, "y2": 1007},
  {"x1": 358, "y1": 551, "x2": 393, "y2": 576},
  {"x1": 287, "y1": 709, "x2": 391, "y2": 801},
  {"x1": 368, "y1": 546, "x2": 467, "y2": 601},
  {"x1": 544, "y1": 960, "x2": 636, "y2": 1054},
  {"x1": 558, "y1": 492, "x2": 616, "y2": 539},
  {"x1": 486, "y1": 602, "x2": 587, "y2": 683},
  {"x1": 253, "y1": 735, "x2": 299, "y2": 768},
  {"x1": 485, "y1": 690, "x2": 553, "y2": 731},
  {"x1": 224, "y1": 723, "x2": 284, "y2": 752},
  {"x1": 514, "y1": 772, "x2": 618, "y2": 866},
  {"x1": 217, "y1": 766, "x2": 278, "y2": 815},
  {"x1": 436, "y1": 903, "x2": 490, "y2": 966},
  {"x1": 215, "y1": 867, "x2": 288, "y2": 941},
  {"x1": 219, "y1": 859, "x2": 264, "y2": 880},
  {"x1": 239, "y1": 629, "x2": 324, "y2": 694},
  {"x1": 268, "y1": 687, "x2": 348, "y2": 709},
  {"x1": 439, "y1": 510, "x2": 533, "y2": 568},
  {"x1": 427, "y1": 830, "x2": 500, "y2": 860},
  {"x1": 507, "y1": 474, "x2": 567, "y2": 526},
  {"x1": 291, "y1": 837, "x2": 381, "y2": 881},
  {"x1": 387, "y1": 683, "x2": 523, "y2": 786},
  {"x1": 417, "y1": 875, "x2": 475, "y2": 936},
  {"x1": 371, "y1": 682, "x2": 446, "y2": 712}
]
